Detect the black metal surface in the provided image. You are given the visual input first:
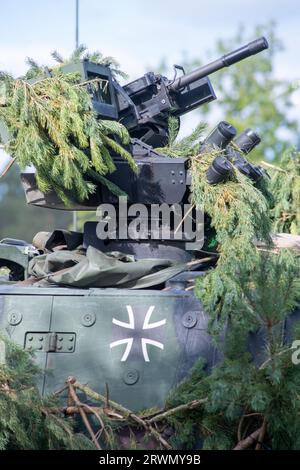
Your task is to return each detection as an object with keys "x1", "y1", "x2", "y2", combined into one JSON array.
[
  {"x1": 202, "y1": 121, "x2": 237, "y2": 150},
  {"x1": 206, "y1": 156, "x2": 233, "y2": 184},
  {"x1": 234, "y1": 128, "x2": 261, "y2": 154},
  {"x1": 113, "y1": 37, "x2": 268, "y2": 146},
  {"x1": 60, "y1": 61, "x2": 118, "y2": 119},
  {"x1": 21, "y1": 142, "x2": 188, "y2": 209},
  {"x1": 83, "y1": 222, "x2": 193, "y2": 262},
  {"x1": 104, "y1": 155, "x2": 188, "y2": 204}
]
